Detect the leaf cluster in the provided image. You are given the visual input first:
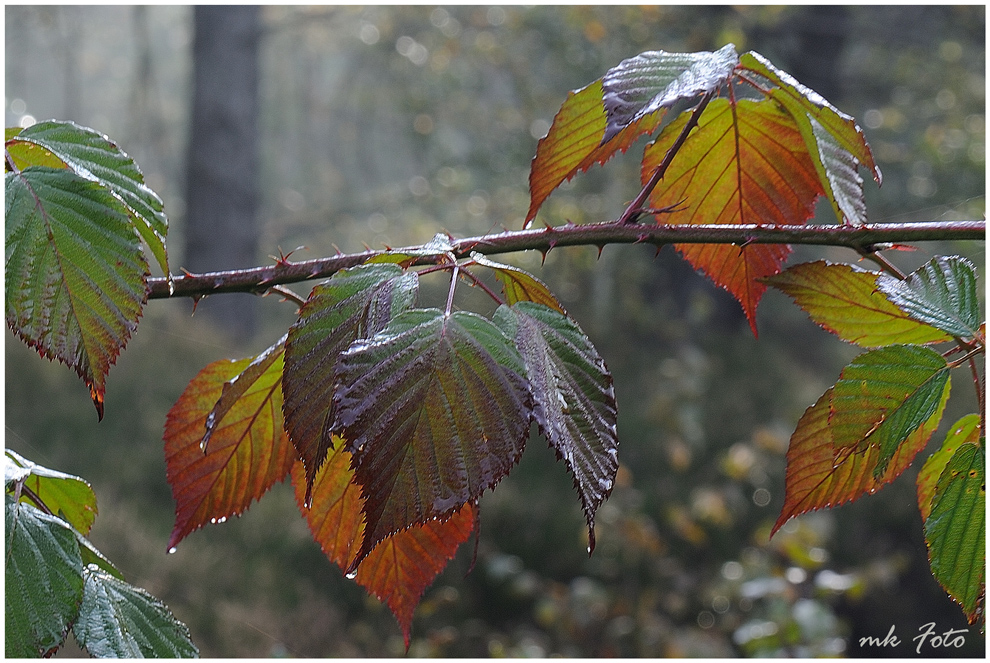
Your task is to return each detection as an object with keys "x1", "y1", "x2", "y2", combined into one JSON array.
[
  {"x1": 4, "y1": 42, "x2": 985, "y2": 647},
  {"x1": 5, "y1": 450, "x2": 197, "y2": 657}
]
